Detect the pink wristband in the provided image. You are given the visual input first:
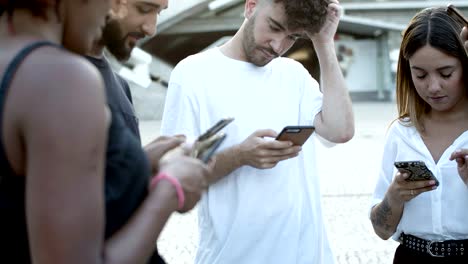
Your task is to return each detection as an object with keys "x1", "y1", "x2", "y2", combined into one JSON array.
[{"x1": 150, "y1": 172, "x2": 185, "y2": 210}]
